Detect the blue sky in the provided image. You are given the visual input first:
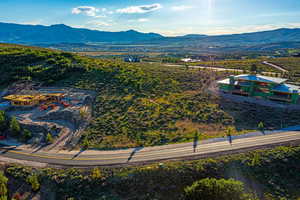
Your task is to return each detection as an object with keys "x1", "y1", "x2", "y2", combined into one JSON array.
[{"x1": 1, "y1": 0, "x2": 300, "y2": 36}]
